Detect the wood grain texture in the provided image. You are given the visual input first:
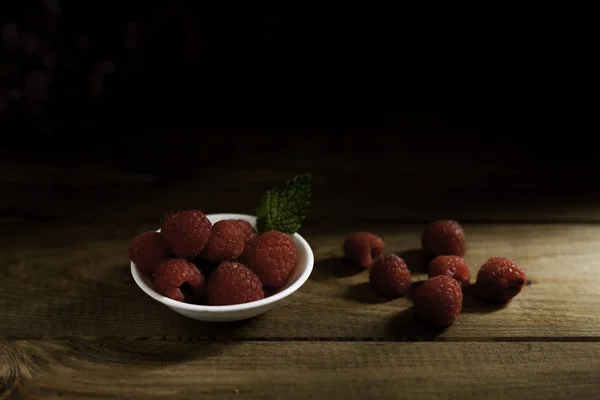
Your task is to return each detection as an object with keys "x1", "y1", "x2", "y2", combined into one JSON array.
[
  {"x1": 2, "y1": 222, "x2": 599, "y2": 340},
  {"x1": 2, "y1": 133, "x2": 599, "y2": 399},
  {"x1": 2, "y1": 340, "x2": 599, "y2": 399}
]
